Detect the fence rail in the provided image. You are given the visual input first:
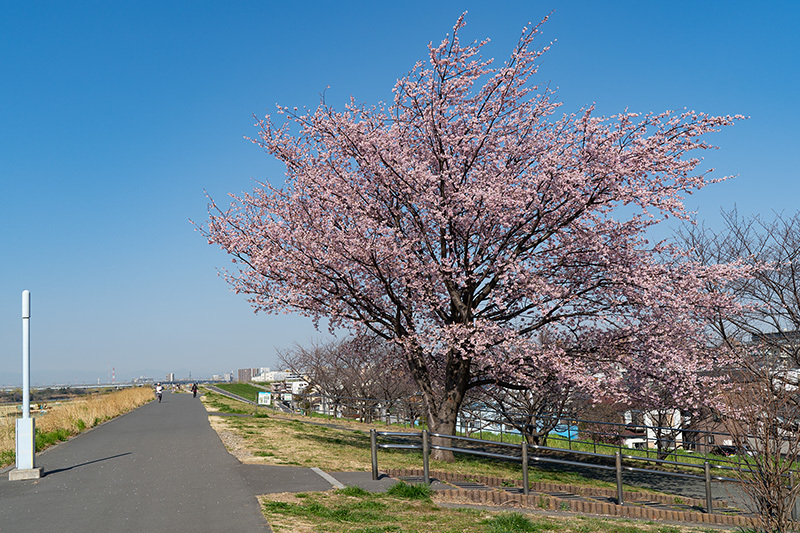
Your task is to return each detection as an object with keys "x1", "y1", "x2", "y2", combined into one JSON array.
[
  {"x1": 278, "y1": 391, "x2": 782, "y2": 470},
  {"x1": 212, "y1": 386, "x2": 798, "y2": 511},
  {"x1": 370, "y1": 429, "x2": 730, "y2": 513}
]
